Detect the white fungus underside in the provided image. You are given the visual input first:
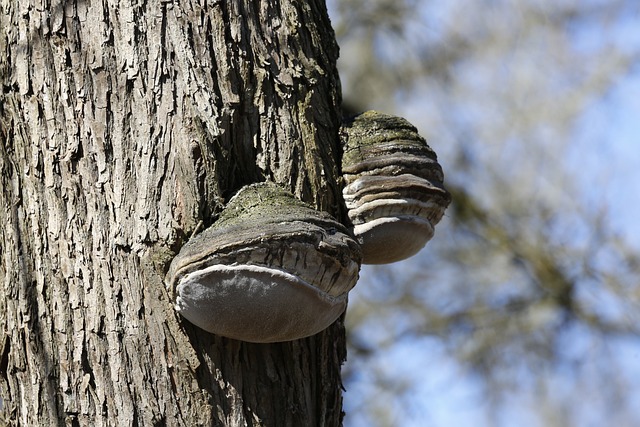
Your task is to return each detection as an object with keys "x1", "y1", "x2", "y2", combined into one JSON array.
[
  {"x1": 175, "y1": 264, "x2": 348, "y2": 343},
  {"x1": 353, "y1": 215, "x2": 435, "y2": 264}
]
